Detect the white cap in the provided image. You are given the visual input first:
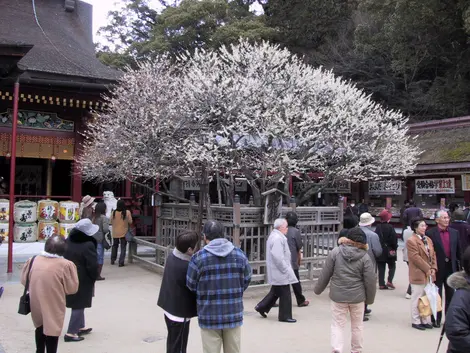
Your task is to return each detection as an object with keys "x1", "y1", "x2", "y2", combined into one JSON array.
[{"x1": 74, "y1": 219, "x2": 99, "y2": 236}]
